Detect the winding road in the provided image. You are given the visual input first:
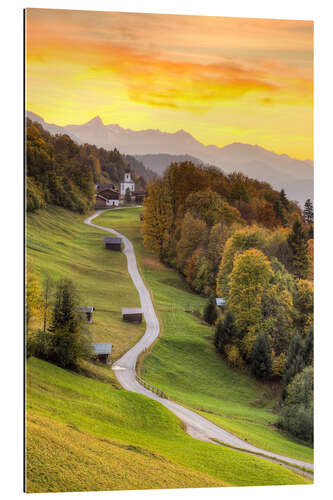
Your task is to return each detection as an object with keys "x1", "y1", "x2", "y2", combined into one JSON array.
[{"x1": 84, "y1": 210, "x2": 313, "y2": 475}]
